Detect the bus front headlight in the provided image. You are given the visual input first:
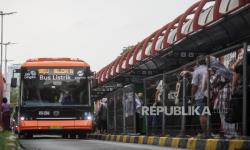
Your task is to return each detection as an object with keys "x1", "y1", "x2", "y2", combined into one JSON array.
[
  {"x1": 84, "y1": 112, "x2": 92, "y2": 120},
  {"x1": 20, "y1": 116, "x2": 25, "y2": 121},
  {"x1": 87, "y1": 116, "x2": 92, "y2": 120}
]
